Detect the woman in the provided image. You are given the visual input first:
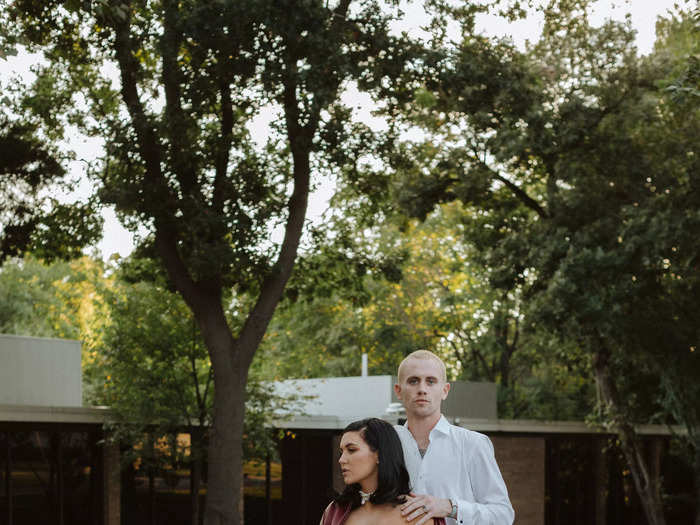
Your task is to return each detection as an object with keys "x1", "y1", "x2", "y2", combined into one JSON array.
[{"x1": 321, "y1": 418, "x2": 444, "y2": 525}]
